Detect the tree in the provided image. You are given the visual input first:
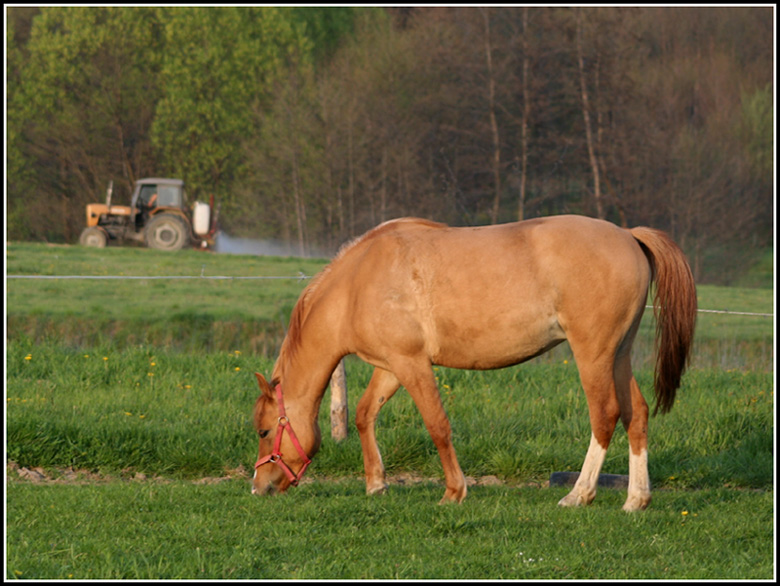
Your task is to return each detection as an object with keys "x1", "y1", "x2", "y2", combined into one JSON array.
[
  {"x1": 480, "y1": 8, "x2": 503, "y2": 224},
  {"x1": 8, "y1": 7, "x2": 164, "y2": 241},
  {"x1": 6, "y1": 12, "x2": 35, "y2": 240},
  {"x1": 151, "y1": 7, "x2": 311, "y2": 204},
  {"x1": 575, "y1": 9, "x2": 604, "y2": 219},
  {"x1": 241, "y1": 57, "x2": 325, "y2": 256},
  {"x1": 6, "y1": 7, "x2": 772, "y2": 285},
  {"x1": 625, "y1": 6, "x2": 774, "y2": 281},
  {"x1": 516, "y1": 7, "x2": 531, "y2": 221}
]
